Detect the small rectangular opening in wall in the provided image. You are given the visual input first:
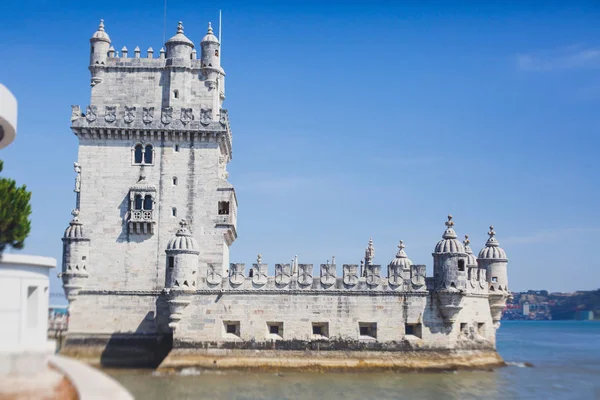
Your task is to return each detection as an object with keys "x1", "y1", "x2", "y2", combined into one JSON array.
[
  {"x1": 224, "y1": 321, "x2": 240, "y2": 337},
  {"x1": 405, "y1": 323, "x2": 422, "y2": 339},
  {"x1": 172, "y1": 207, "x2": 177, "y2": 217},
  {"x1": 359, "y1": 322, "x2": 377, "y2": 339},
  {"x1": 460, "y1": 322, "x2": 467, "y2": 333},
  {"x1": 491, "y1": 276, "x2": 498, "y2": 283},
  {"x1": 174, "y1": 144, "x2": 180, "y2": 152},
  {"x1": 267, "y1": 322, "x2": 283, "y2": 338},
  {"x1": 218, "y1": 201, "x2": 230, "y2": 215},
  {"x1": 167, "y1": 256, "x2": 174, "y2": 269},
  {"x1": 312, "y1": 322, "x2": 329, "y2": 338},
  {"x1": 478, "y1": 323, "x2": 485, "y2": 335},
  {"x1": 458, "y1": 259, "x2": 465, "y2": 272}
]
